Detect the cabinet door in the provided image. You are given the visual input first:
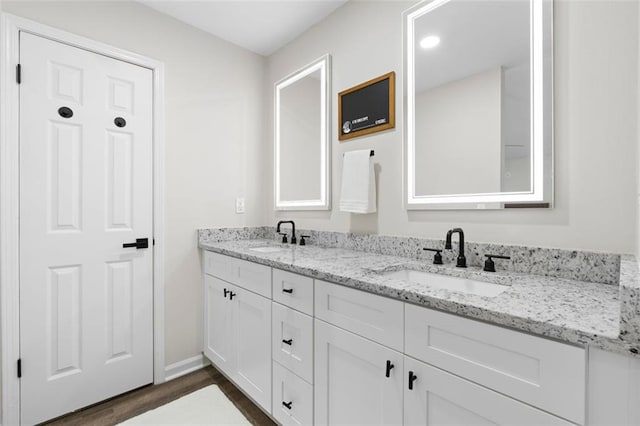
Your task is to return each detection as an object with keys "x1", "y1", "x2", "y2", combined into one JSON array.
[
  {"x1": 272, "y1": 302, "x2": 314, "y2": 383},
  {"x1": 273, "y1": 361, "x2": 314, "y2": 426},
  {"x1": 203, "y1": 275, "x2": 235, "y2": 376},
  {"x1": 314, "y1": 319, "x2": 403, "y2": 426},
  {"x1": 232, "y1": 286, "x2": 272, "y2": 413},
  {"x1": 404, "y1": 357, "x2": 573, "y2": 426}
]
